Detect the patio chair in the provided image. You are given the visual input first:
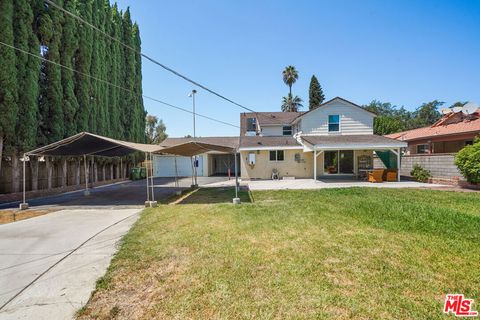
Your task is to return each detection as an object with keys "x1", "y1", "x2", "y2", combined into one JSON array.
[
  {"x1": 368, "y1": 169, "x2": 384, "y2": 183},
  {"x1": 384, "y1": 169, "x2": 398, "y2": 182}
]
